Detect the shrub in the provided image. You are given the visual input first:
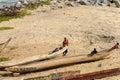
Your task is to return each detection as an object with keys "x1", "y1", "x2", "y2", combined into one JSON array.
[
  {"x1": 40, "y1": 0, "x2": 51, "y2": 5},
  {"x1": 0, "y1": 27, "x2": 14, "y2": 31},
  {"x1": 0, "y1": 57, "x2": 9, "y2": 62},
  {"x1": 0, "y1": 10, "x2": 30, "y2": 23},
  {"x1": 10, "y1": 46, "x2": 18, "y2": 50}
]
